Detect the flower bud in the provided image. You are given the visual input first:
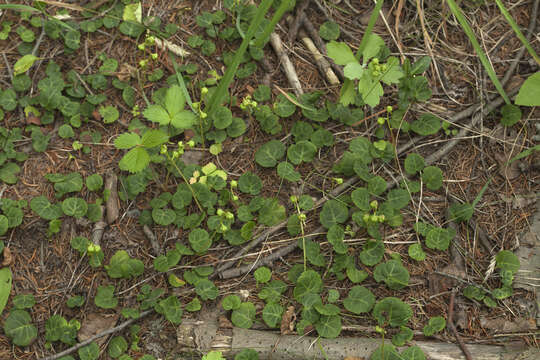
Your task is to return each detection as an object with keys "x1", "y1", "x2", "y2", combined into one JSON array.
[{"x1": 377, "y1": 117, "x2": 385, "y2": 125}]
